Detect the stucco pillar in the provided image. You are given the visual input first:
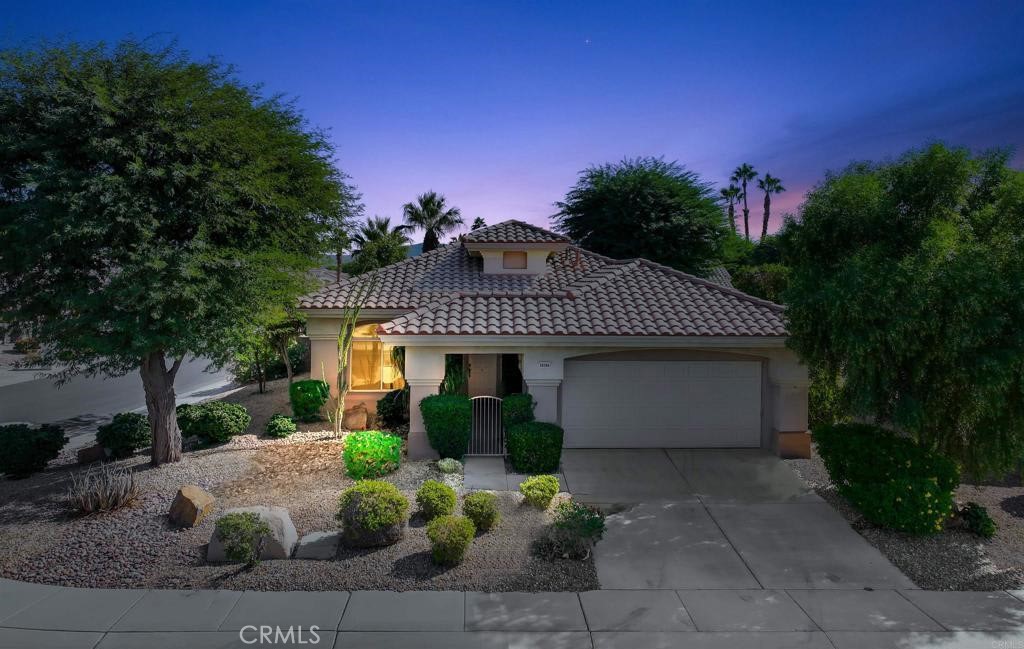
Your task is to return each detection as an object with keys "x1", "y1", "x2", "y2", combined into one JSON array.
[
  {"x1": 521, "y1": 350, "x2": 565, "y2": 425},
  {"x1": 405, "y1": 347, "x2": 446, "y2": 460},
  {"x1": 306, "y1": 317, "x2": 342, "y2": 394},
  {"x1": 767, "y1": 350, "x2": 810, "y2": 458}
]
